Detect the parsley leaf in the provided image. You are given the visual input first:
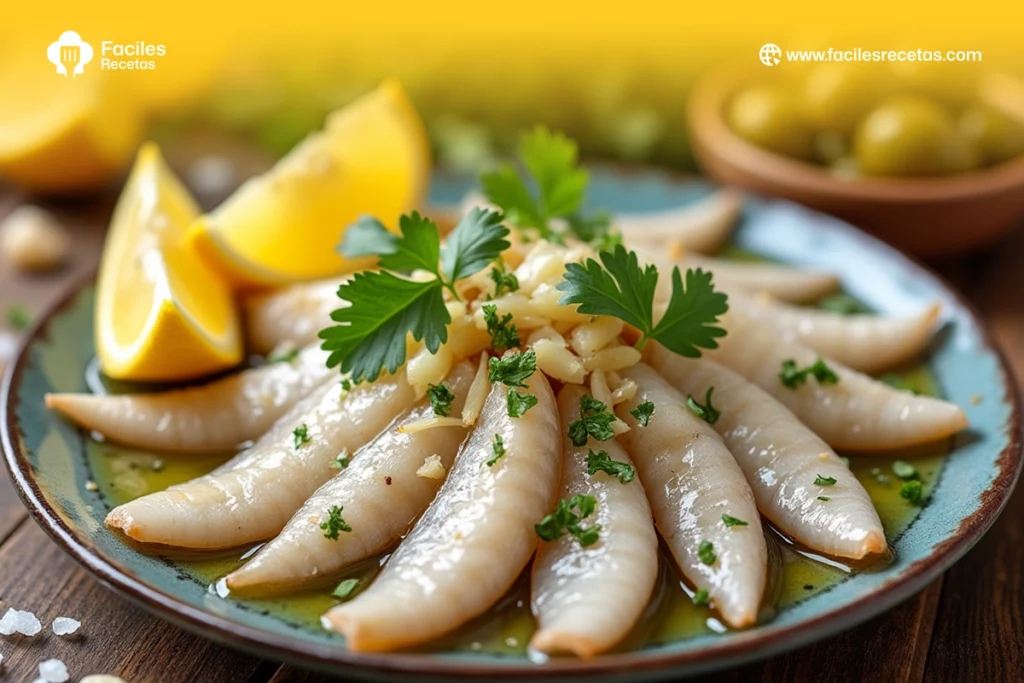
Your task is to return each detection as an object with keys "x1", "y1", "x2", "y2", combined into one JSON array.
[
  {"x1": 320, "y1": 505, "x2": 352, "y2": 540},
  {"x1": 686, "y1": 387, "x2": 720, "y2": 424},
  {"x1": 332, "y1": 578, "x2": 361, "y2": 600},
  {"x1": 487, "y1": 434, "x2": 506, "y2": 467},
  {"x1": 488, "y1": 350, "x2": 537, "y2": 388},
  {"x1": 586, "y1": 449, "x2": 635, "y2": 484},
  {"x1": 568, "y1": 395, "x2": 616, "y2": 447},
  {"x1": 442, "y1": 208, "x2": 511, "y2": 284},
  {"x1": 780, "y1": 358, "x2": 840, "y2": 389},
  {"x1": 519, "y1": 126, "x2": 588, "y2": 218},
  {"x1": 482, "y1": 304, "x2": 521, "y2": 352},
  {"x1": 535, "y1": 494, "x2": 601, "y2": 548},
  {"x1": 341, "y1": 213, "x2": 441, "y2": 275},
  {"x1": 507, "y1": 391, "x2": 538, "y2": 418},
  {"x1": 817, "y1": 495, "x2": 831, "y2": 502},
  {"x1": 293, "y1": 424, "x2": 311, "y2": 449},
  {"x1": 814, "y1": 474, "x2": 837, "y2": 486},
  {"x1": 557, "y1": 245, "x2": 727, "y2": 356},
  {"x1": 630, "y1": 400, "x2": 655, "y2": 427},
  {"x1": 698, "y1": 540, "x2": 717, "y2": 565},
  {"x1": 320, "y1": 271, "x2": 449, "y2": 383},
  {"x1": 900, "y1": 480, "x2": 925, "y2": 504},
  {"x1": 489, "y1": 262, "x2": 520, "y2": 298},
  {"x1": 722, "y1": 514, "x2": 748, "y2": 527},
  {"x1": 480, "y1": 165, "x2": 545, "y2": 233},
  {"x1": 331, "y1": 450, "x2": 350, "y2": 470},
  {"x1": 427, "y1": 383, "x2": 456, "y2": 417},
  {"x1": 692, "y1": 589, "x2": 710, "y2": 606}
]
